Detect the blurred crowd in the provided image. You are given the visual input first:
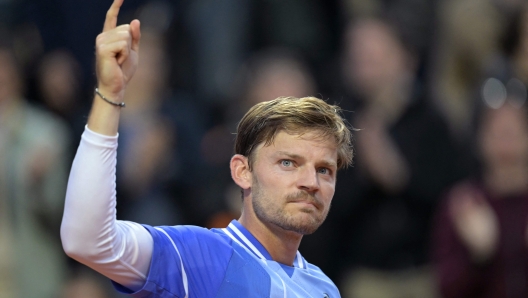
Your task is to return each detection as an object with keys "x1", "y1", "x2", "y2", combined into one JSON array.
[{"x1": 1, "y1": 0, "x2": 528, "y2": 297}]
